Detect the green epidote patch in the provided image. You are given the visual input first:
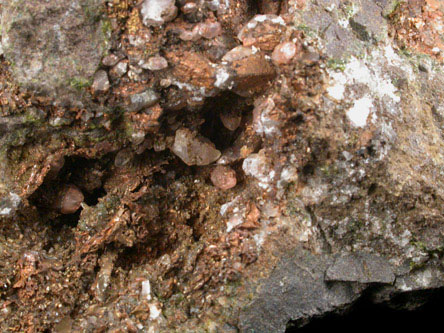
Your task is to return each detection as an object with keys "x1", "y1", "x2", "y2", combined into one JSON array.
[
  {"x1": 327, "y1": 58, "x2": 348, "y2": 71},
  {"x1": 69, "y1": 77, "x2": 93, "y2": 91}
]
